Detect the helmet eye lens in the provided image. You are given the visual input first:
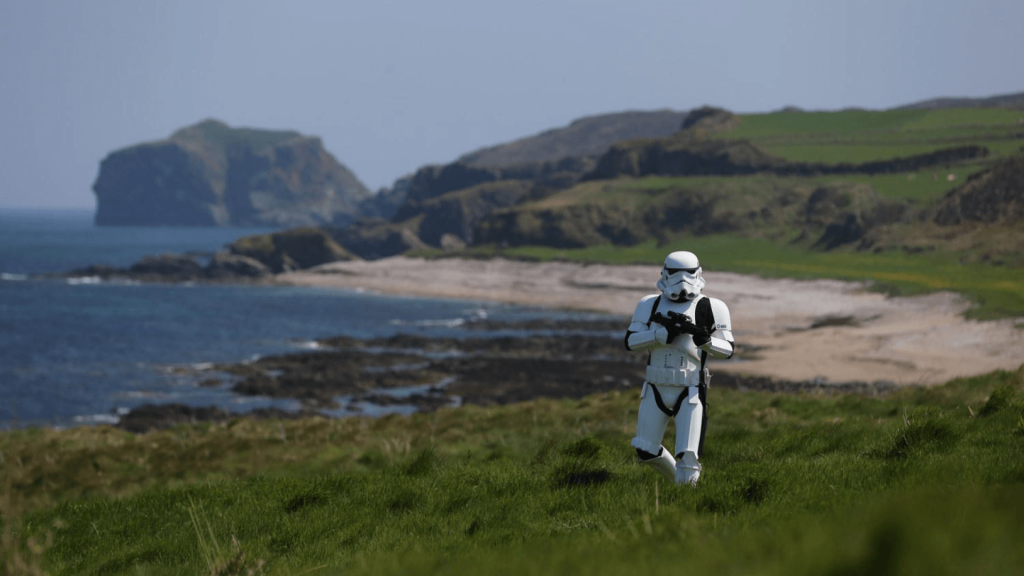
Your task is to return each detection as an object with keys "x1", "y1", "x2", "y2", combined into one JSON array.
[{"x1": 664, "y1": 267, "x2": 697, "y2": 275}]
